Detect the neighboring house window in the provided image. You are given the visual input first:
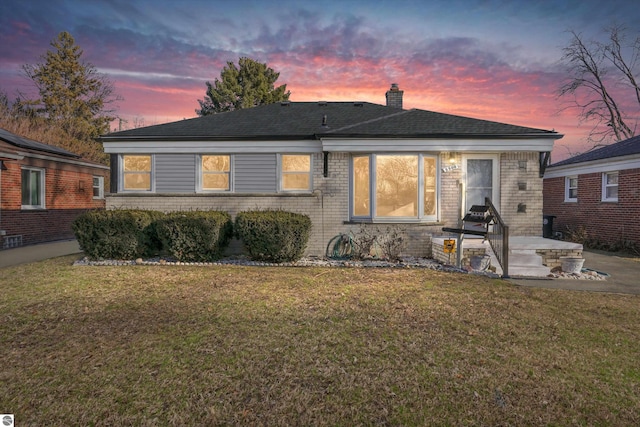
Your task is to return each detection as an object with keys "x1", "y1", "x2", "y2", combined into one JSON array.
[
  {"x1": 351, "y1": 154, "x2": 438, "y2": 220},
  {"x1": 122, "y1": 155, "x2": 152, "y2": 191},
  {"x1": 200, "y1": 155, "x2": 231, "y2": 191},
  {"x1": 565, "y1": 176, "x2": 578, "y2": 202},
  {"x1": 281, "y1": 154, "x2": 312, "y2": 191},
  {"x1": 602, "y1": 171, "x2": 618, "y2": 202},
  {"x1": 93, "y1": 176, "x2": 104, "y2": 199},
  {"x1": 21, "y1": 167, "x2": 45, "y2": 209}
]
